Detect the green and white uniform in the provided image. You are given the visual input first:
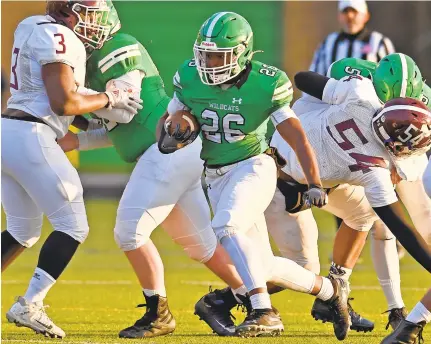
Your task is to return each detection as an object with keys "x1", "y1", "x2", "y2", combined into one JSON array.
[
  {"x1": 173, "y1": 59, "x2": 294, "y2": 166},
  {"x1": 86, "y1": 33, "x2": 170, "y2": 163},
  {"x1": 85, "y1": 33, "x2": 217, "y2": 262},
  {"x1": 327, "y1": 57, "x2": 431, "y2": 109}
]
